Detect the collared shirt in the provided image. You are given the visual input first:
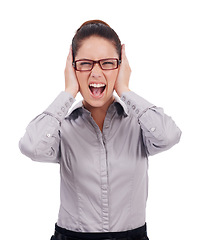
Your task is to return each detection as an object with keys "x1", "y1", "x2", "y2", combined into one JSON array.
[{"x1": 19, "y1": 91, "x2": 181, "y2": 232}]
